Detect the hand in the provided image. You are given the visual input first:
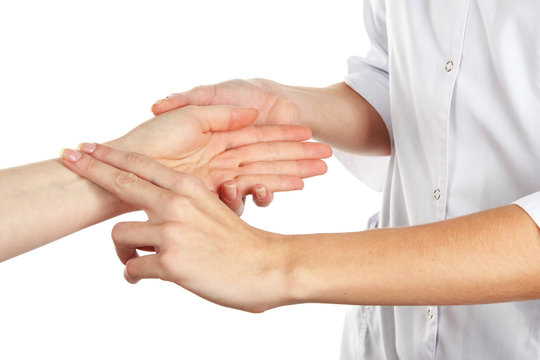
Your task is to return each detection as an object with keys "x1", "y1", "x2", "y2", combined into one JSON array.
[
  {"x1": 150, "y1": 79, "x2": 391, "y2": 156},
  {"x1": 111, "y1": 105, "x2": 332, "y2": 214},
  {"x1": 151, "y1": 80, "x2": 301, "y2": 213},
  {"x1": 61, "y1": 143, "x2": 291, "y2": 313},
  {"x1": 151, "y1": 79, "x2": 299, "y2": 126}
]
